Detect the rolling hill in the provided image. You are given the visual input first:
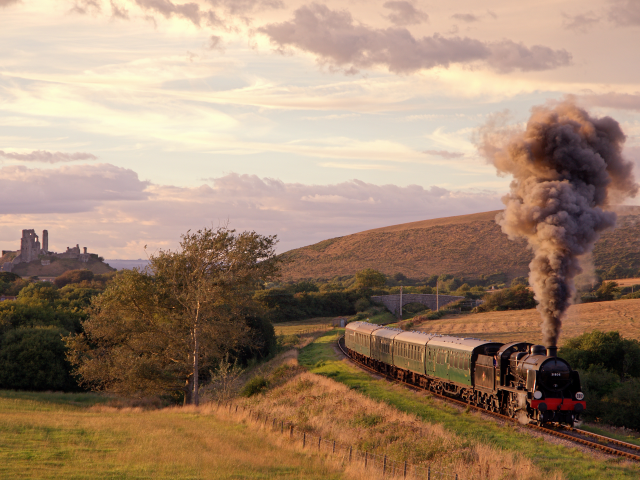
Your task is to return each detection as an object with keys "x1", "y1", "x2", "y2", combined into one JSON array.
[{"x1": 279, "y1": 206, "x2": 640, "y2": 282}]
